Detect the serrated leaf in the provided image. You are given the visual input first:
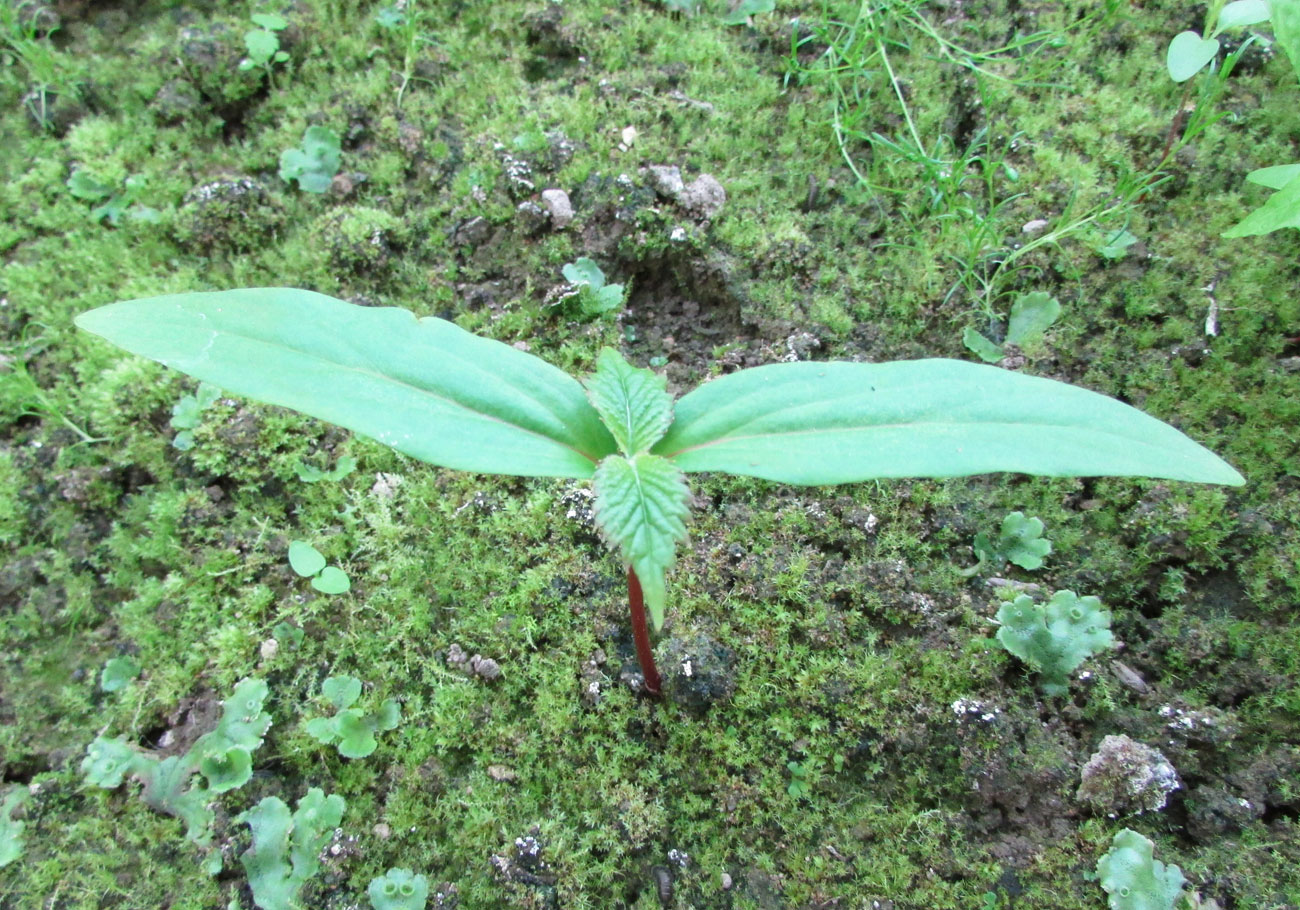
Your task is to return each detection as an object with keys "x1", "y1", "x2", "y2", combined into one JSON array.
[
  {"x1": 75, "y1": 290, "x2": 617, "y2": 477},
  {"x1": 562, "y1": 257, "x2": 605, "y2": 288},
  {"x1": 1166, "y1": 31, "x2": 1220, "y2": 82},
  {"x1": 593, "y1": 453, "x2": 691, "y2": 629},
  {"x1": 583, "y1": 348, "x2": 674, "y2": 455},
  {"x1": 312, "y1": 566, "x2": 350, "y2": 594},
  {"x1": 1223, "y1": 172, "x2": 1300, "y2": 237},
  {"x1": 1005, "y1": 292, "x2": 1061, "y2": 347},
  {"x1": 654, "y1": 359, "x2": 1243, "y2": 486},
  {"x1": 322, "y1": 675, "x2": 362, "y2": 709},
  {"x1": 288, "y1": 540, "x2": 326, "y2": 577},
  {"x1": 1216, "y1": 0, "x2": 1270, "y2": 30},
  {"x1": 963, "y1": 326, "x2": 1005, "y2": 363}
]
